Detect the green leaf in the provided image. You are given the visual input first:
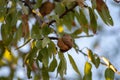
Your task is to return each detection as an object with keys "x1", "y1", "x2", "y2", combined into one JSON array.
[
  {"x1": 68, "y1": 54, "x2": 81, "y2": 75},
  {"x1": 27, "y1": 65, "x2": 32, "y2": 79},
  {"x1": 83, "y1": 61, "x2": 92, "y2": 80},
  {"x1": 57, "y1": 60, "x2": 63, "y2": 77},
  {"x1": 1, "y1": 24, "x2": 13, "y2": 46},
  {"x1": 5, "y1": 7, "x2": 18, "y2": 26},
  {"x1": 91, "y1": 0, "x2": 97, "y2": 9},
  {"x1": 35, "y1": 0, "x2": 42, "y2": 8},
  {"x1": 0, "y1": 41, "x2": 5, "y2": 59},
  {"x1": 14, "y1": 23, "x2": 23, "y2": 43},
  {"x1": 75, "y1": 10, "x2": 89, "y2": 35},
  {"x1": 38, "y1": 48, "x2": 49, "y2": 67},
  {"x1": 42, "y1": 37, "x2": 50, "y2": 48},
  {"x1": 31, "y1": 24, "x2": 42, "y2": 39},
  {"x1": 89, "y1": 7, "x2": 97, "y2": 34},
  {"x1": 26, "y1": 47, "x2": 38, "y2": 65},
  {"x1": 72, "y1": 28, "x2": 82, "y2": 37},
  {"x1": 55, "y1": 2, "x2": 65, "y2": 16},
  {"x1": 62, "y1": 12, "x2": 74, "y2": 30},
  {"x1": 49, "y1": 57, "x2": 57, "y2": 72},
  {"x1": 57, "y1": 53, "x2": 67, "y2": 77},
  {"x1": 42, "y1": 26, "x2": 53, "y2": 36},
  {"x1": 101, "y1": 8, "x2": 113, "y2": 26},
  {"x1": 25, "y1": 47, "x2": 38, "y2": 79},
  {"x1": 96, "y1": 0, "x2": 113, "y2": 26},
  {"x1": 105, "y1": 68, "x2": 115, "y2": 80},
  {"x1": 42, "y1": 65, "x2": 49, "y2": 80},
  {"x1": 94, "y1": 55, "x2": 100, "y2": 68},
  {"x1": 37, "y1": 50, "x2": 43, "y2": 62},
  {"x1": 48, "y1": 41, "x2": 57, "y2": 57},
  {"x1": 36, "y1": 40, "x2": 42, "y2": 49}
]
